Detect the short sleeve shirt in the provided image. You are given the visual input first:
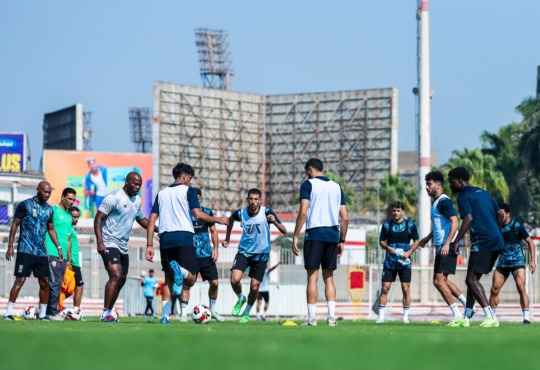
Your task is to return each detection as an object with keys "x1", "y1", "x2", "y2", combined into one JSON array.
[
  {"x1": 45, "y1": 205, "x2": 72, "y2": 257},
  {"x1": 456, "y1": 186, "x2": 504, "y2": 252},
  {"x1": 14, "y1": 198, "x2": 54, "y2": 257},
  {"x1": 98, "y1": 189, "x2": 145, "y2": 254}
]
